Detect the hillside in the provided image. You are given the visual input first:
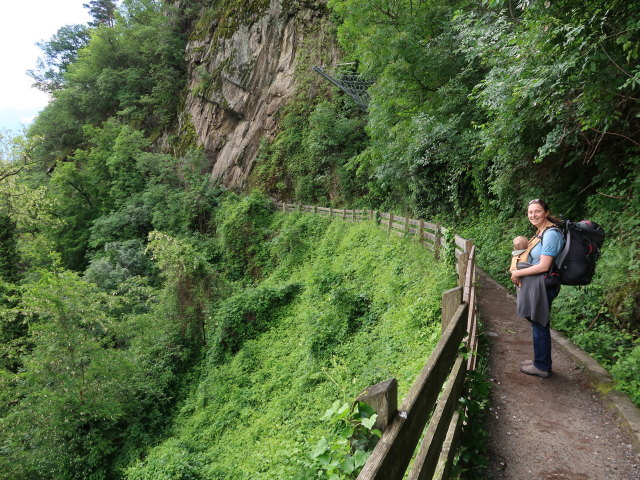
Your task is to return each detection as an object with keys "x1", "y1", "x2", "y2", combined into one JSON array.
[
  {"x1": 128, "y1": 205, "x2": 455, "y2": 478},
  {"x1": 0, "y1": 0, "x2": 639, "y2": 478}
]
